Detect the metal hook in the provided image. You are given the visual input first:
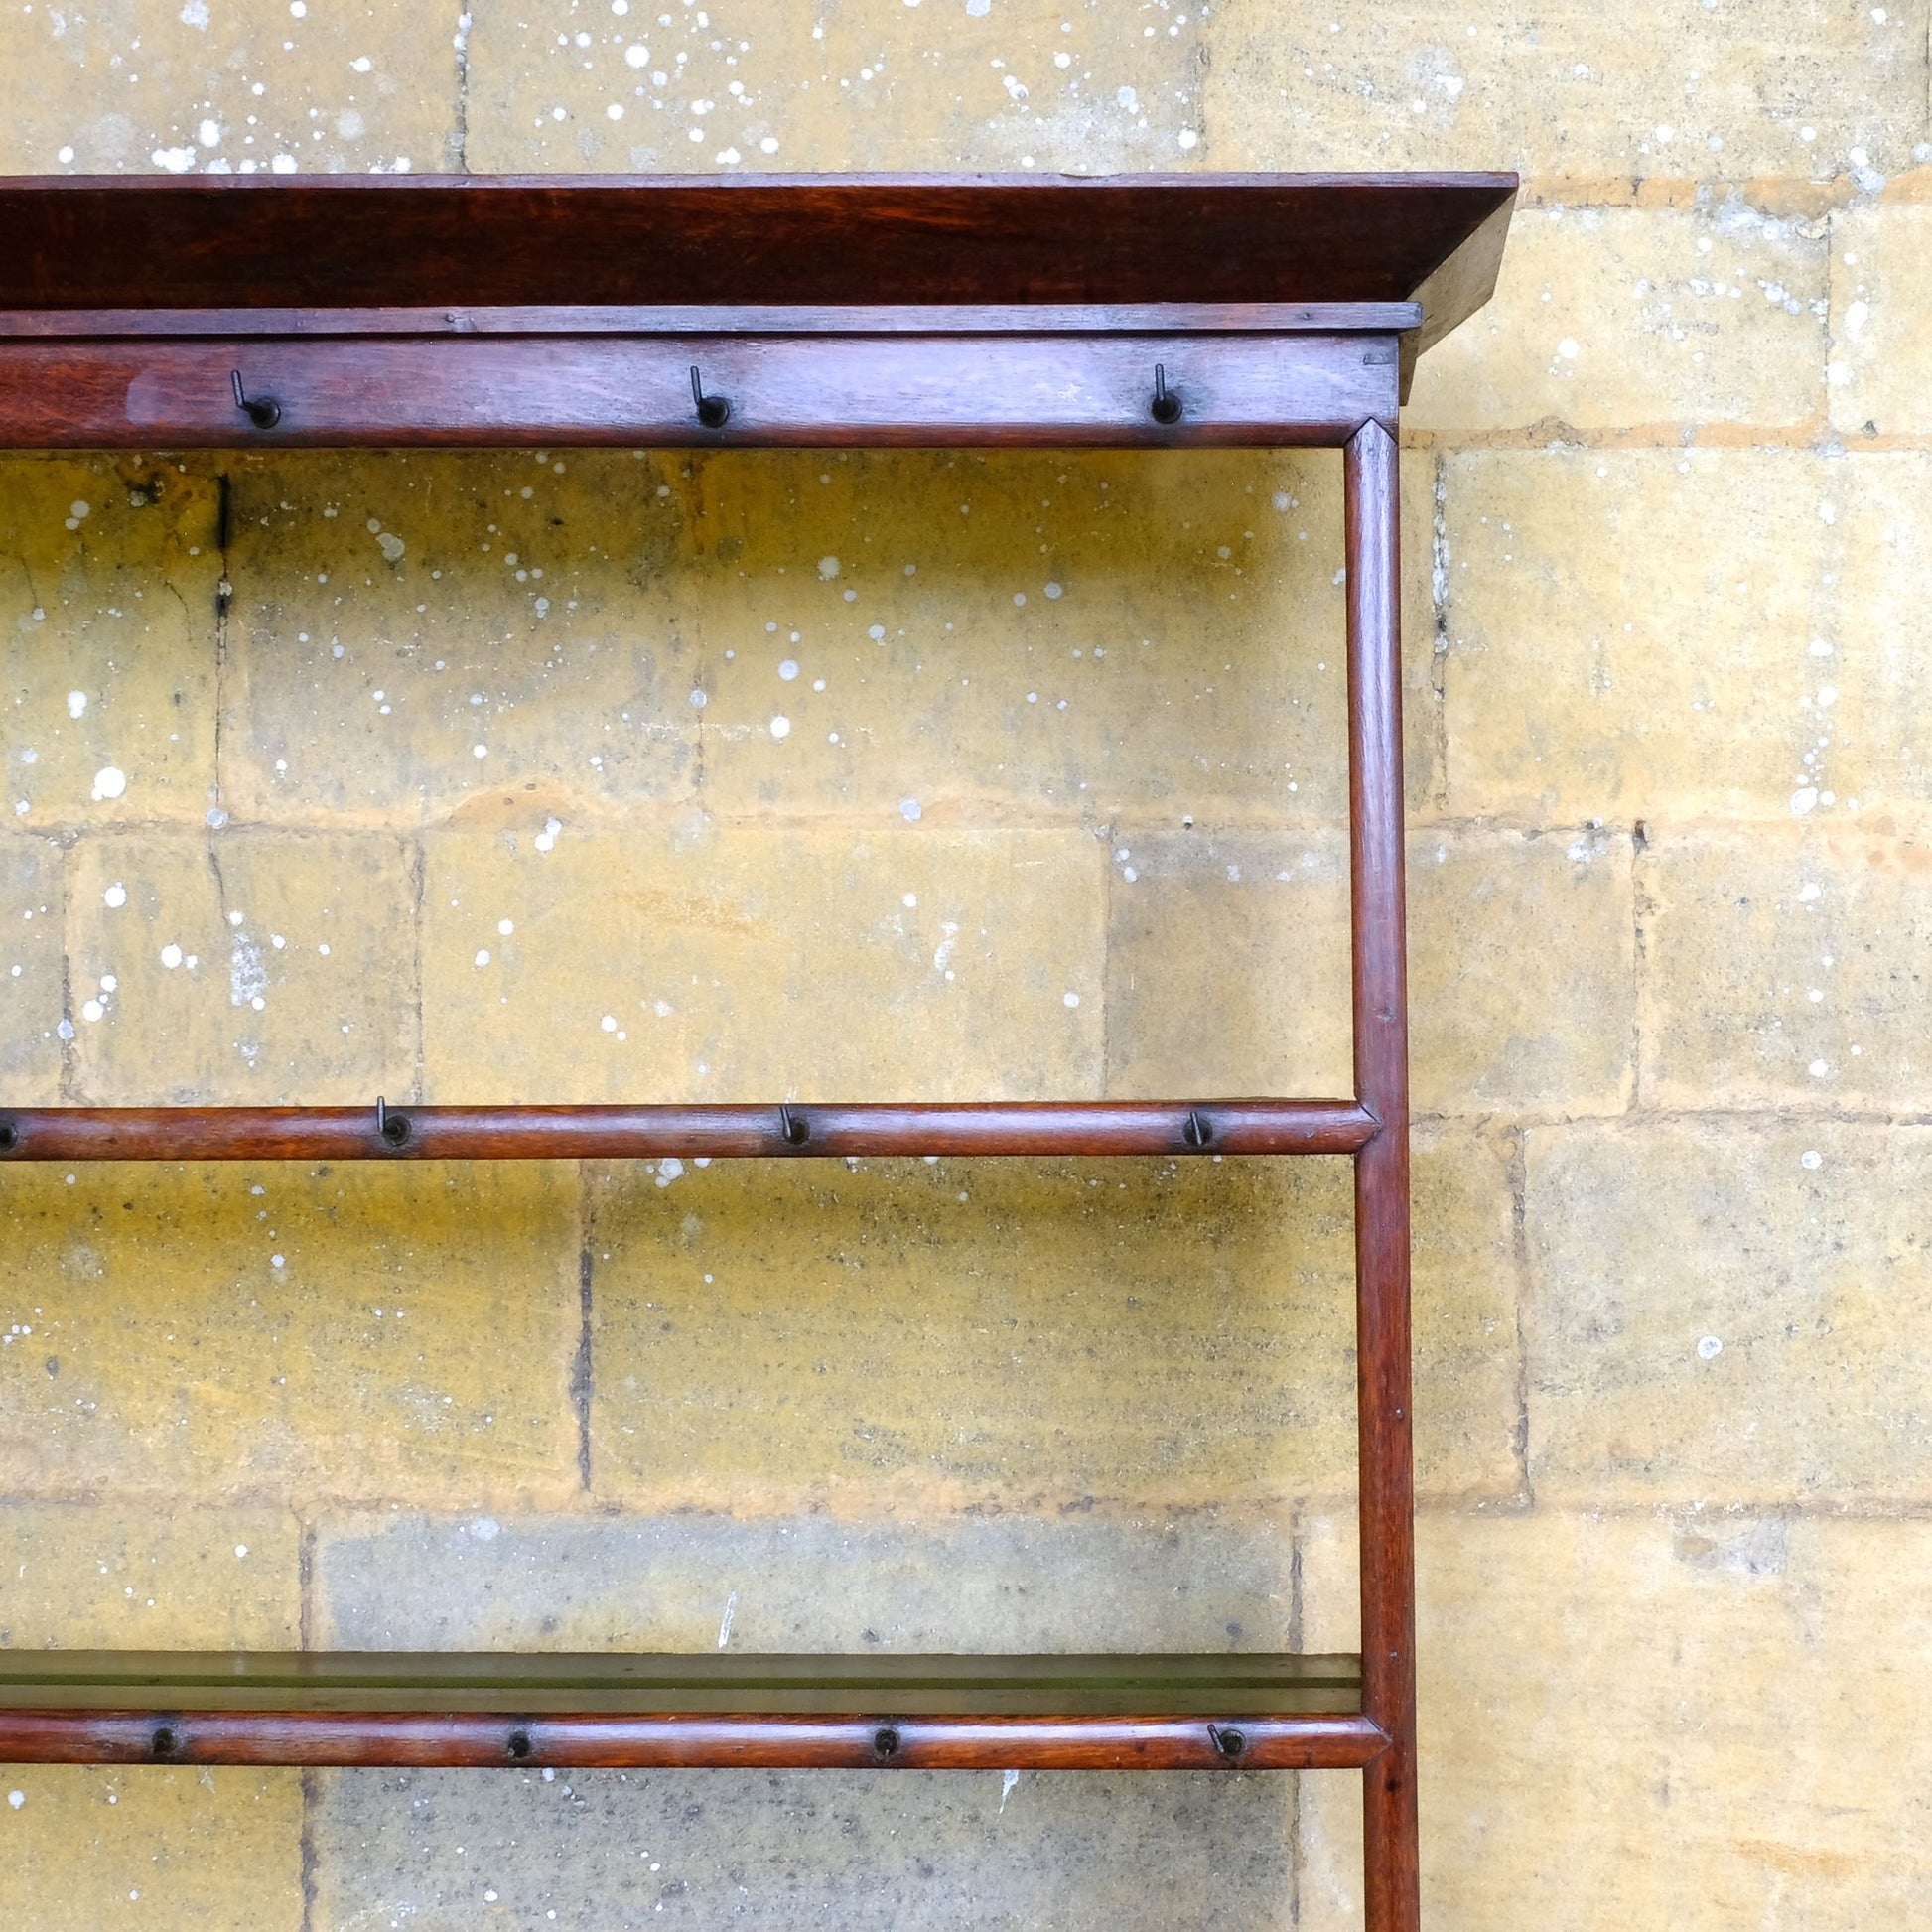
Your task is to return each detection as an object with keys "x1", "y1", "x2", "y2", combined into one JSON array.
[
  {"x1": 1183, "y1": 1108, "x2": 1212, "y2": 1149},
  {"x1": 375, "y1": 1095, "x2": 409, "y2": 1146},
  {"x1": 230, "y1": 369, "x2": 281, "y2": 430},
  {"x1": 690, "y1": 365, "x2": 731, "y2": 429},
  {"x1": 1150, "y1": 363, "x2": 1182, "y2": 425},
  {"x1": 777, "y1": 1103, "x2": 809, "y2": 1148}
]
